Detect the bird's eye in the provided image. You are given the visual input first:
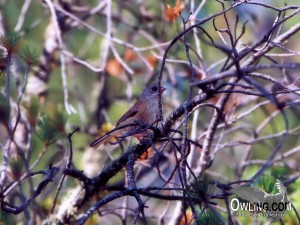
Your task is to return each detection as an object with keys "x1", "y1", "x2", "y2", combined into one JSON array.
[{"x1": 151, "y1": 86, "x2": 158, "y2": 92}]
